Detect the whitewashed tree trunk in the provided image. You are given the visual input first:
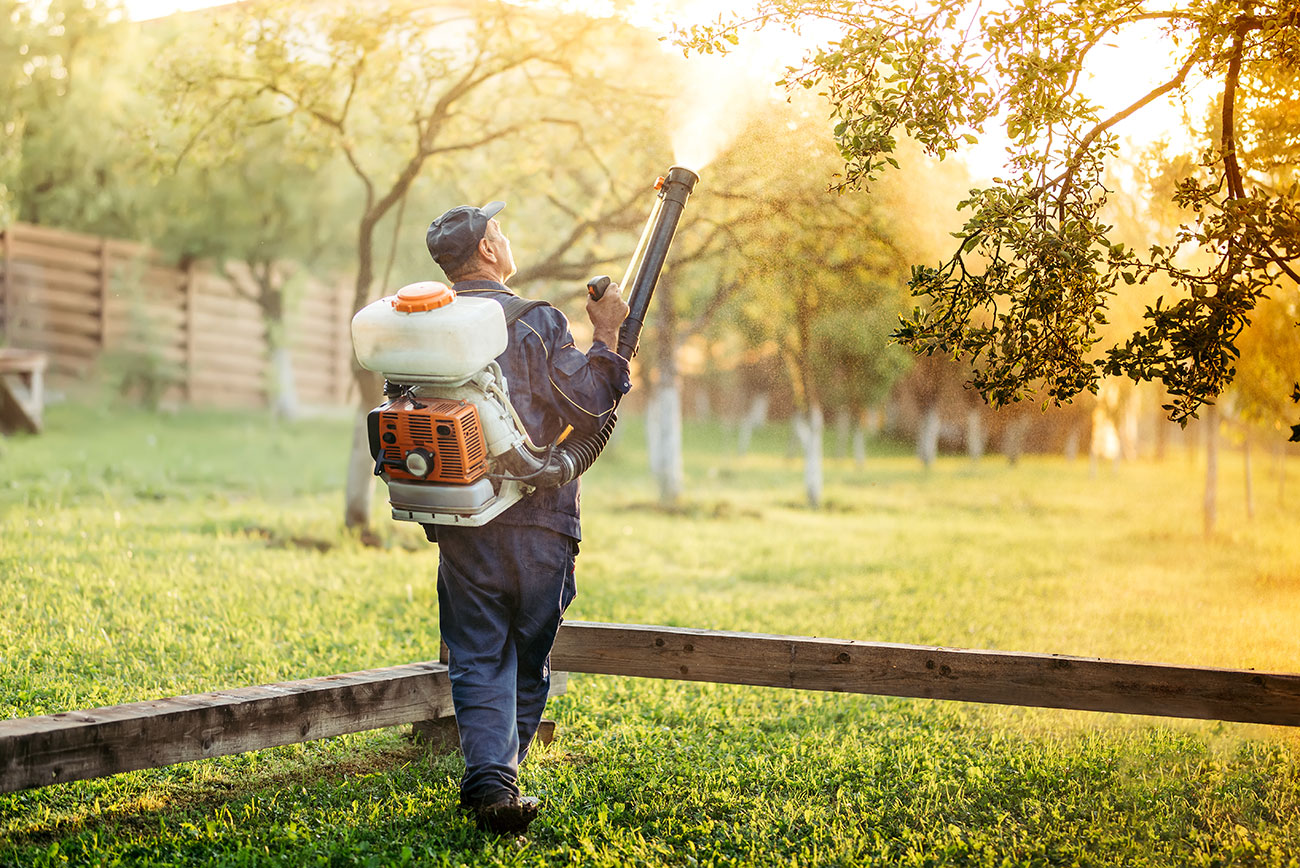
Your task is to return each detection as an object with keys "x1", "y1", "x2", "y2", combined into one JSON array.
[
  {"x1": 647, "y1": 381, "x2": 684, "y2": 505},
  {"x1": 736, "y1": 392, "x2": 769, "y2": 457},
  {"x1": 1004, "y1": 416, "x2": 1030, "y2": 466},
  {"x1": 785, "y1": 420, "x2": 800, "y2": 460},
  {"x1": 1064, "y1": 426, "x2": 1081, "y2": 462},
  {"x1": 1120, "y1": 388, "x2": 1141, "y2": 461},
  {"x1": 794, "y1": 402, "x2": 824, "y2": 508},
  {"x1": 834, "y1": 407, "x2": 851, "y2": 459},
  {"x1": 1203, "y1": 404, "x2": 1219, "y2": 537},
  {"x1": 966, "y1": 408, "x2": 985, "y2": 462},
  {"x1": 344, "y1": 408, "x2": 376, "y2": 530},
  {"x1": 851, "y1": 409, "x2": 867, "y2": 471},
  {"x1": 270, "y1": 344, "x2": 300, "y2": 421},
  {"x1": 918, "y1": 405, "x2": 940, "y2": 470},
  {"x1": 693, "y1": 389, "x2": 711, "y2": 420}
]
